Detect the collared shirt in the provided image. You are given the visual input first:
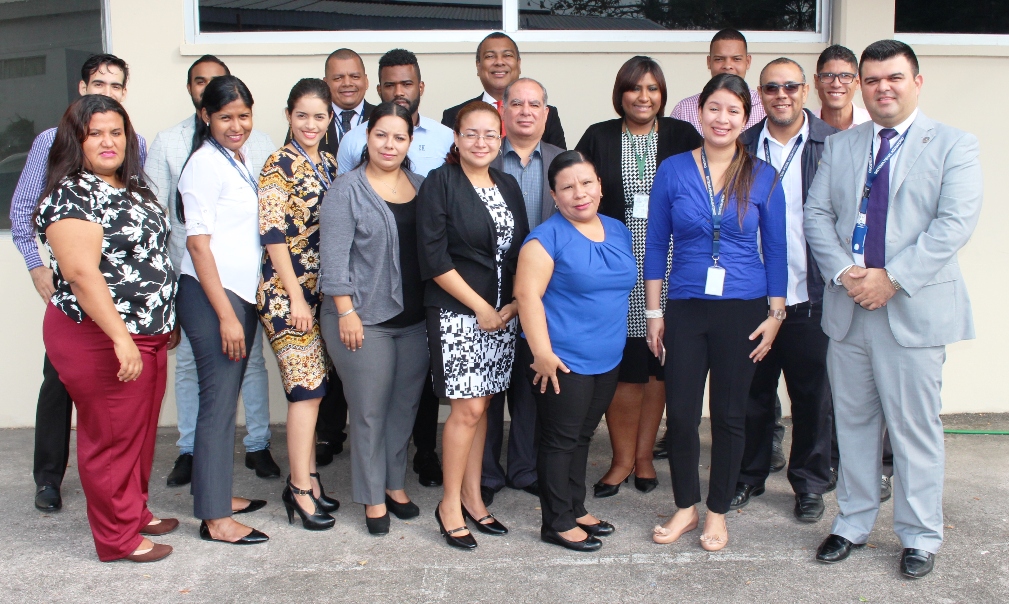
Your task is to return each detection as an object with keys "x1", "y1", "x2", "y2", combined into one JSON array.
[
  {"x1": 10, "y1": 127, "x2": 147, "y2": 270},
  {"x1": 336, "y1": 114, "x2": 454, "y2": 177},
  {"x1": 481, "y1": 91, "x2": 501, "y2": 107},
  {"x1": 671, "y1": 88, "x2": 766, "y2": 136},
  {"x1": 333, "y1": 100, "x2": 367, "y2": 141},
  {"x1": 501, "y1": 138, "x2": 545, "y2": 230},
  {"x1": 757, "y1": 113, "x2": 810, "y2": 305},
  {"x1": 813, "y1": 105, "x2": 872, "y2": 130}
]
